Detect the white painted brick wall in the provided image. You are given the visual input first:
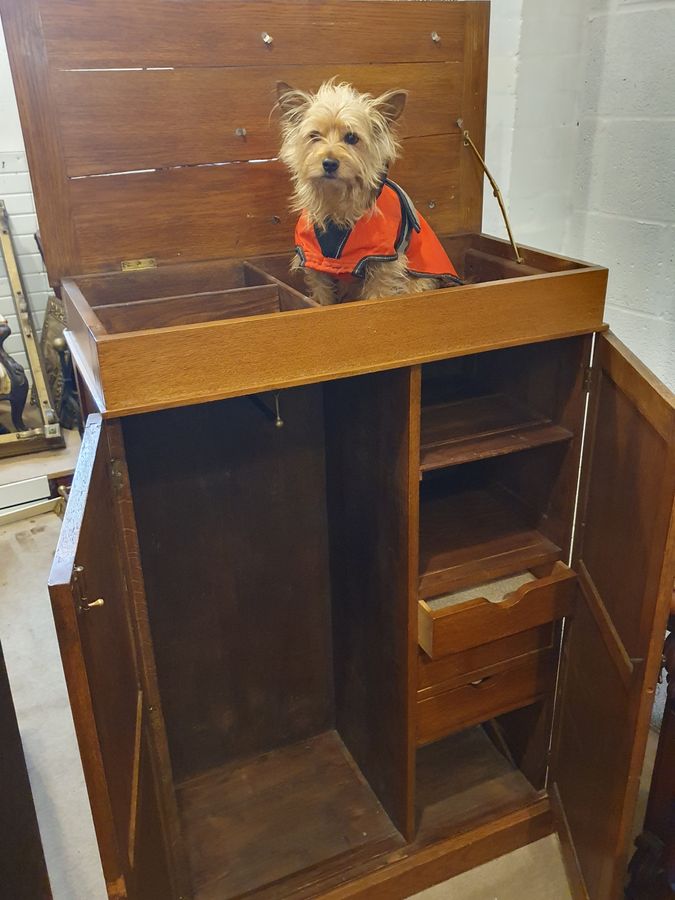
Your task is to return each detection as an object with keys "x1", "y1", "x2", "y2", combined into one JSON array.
[
  {"x1": 562, "y1": 0, "x2": 675, "y2": 389},
  {"x1": 482, "y1": 0, "x2": 523, "y2": 238},
  {"x1": 505, "y1": 0, "x2": 588, "y2": 251}
]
